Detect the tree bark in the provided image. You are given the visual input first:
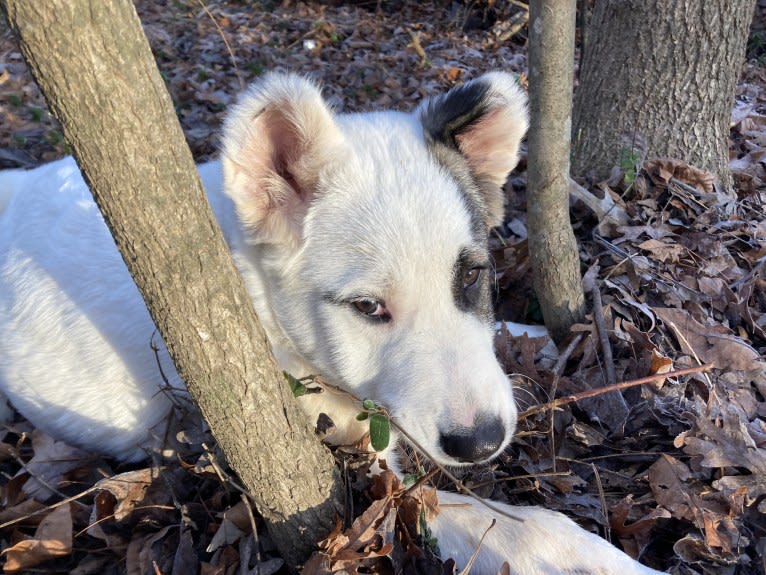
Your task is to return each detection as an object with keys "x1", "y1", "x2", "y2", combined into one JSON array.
[
  {"x1": 572, "y1": 0, "x2": 756, "y2": 191},
  {"x1": 0, "y1": 0, "x2": 343, "y2": 569},
  {"x1": 527, "y1": 0, "x2": 586, "y2": 342}
]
